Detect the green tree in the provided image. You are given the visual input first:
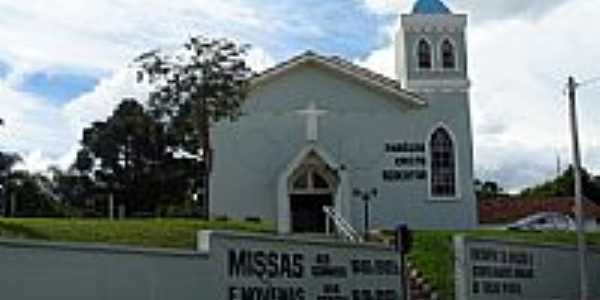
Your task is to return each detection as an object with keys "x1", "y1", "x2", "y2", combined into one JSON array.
[
  {"x1": 0, "y1": 148, "x2": 21, "y2": 214},
  {"x1": 135, "y1": 36, "x2": 253, "y2": 215},
  {"x1": 47, "y1": 166, "x2": 96, "y2": 216},
  {"x1": 4, "y1": 170, "x2": 64, "y2": 217},
  {"x1": 520, "y1": 166, "x2": 600, "y2": 202},
  {"x1": 475, "y1": 179, "x2": 505, "y2": 199},
  {"x1": 0, "y1": 117, "x2": 19, "y2": 190},
  {"x1": 75, "y1": 99, "x2": 199, "y2": 215}
]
